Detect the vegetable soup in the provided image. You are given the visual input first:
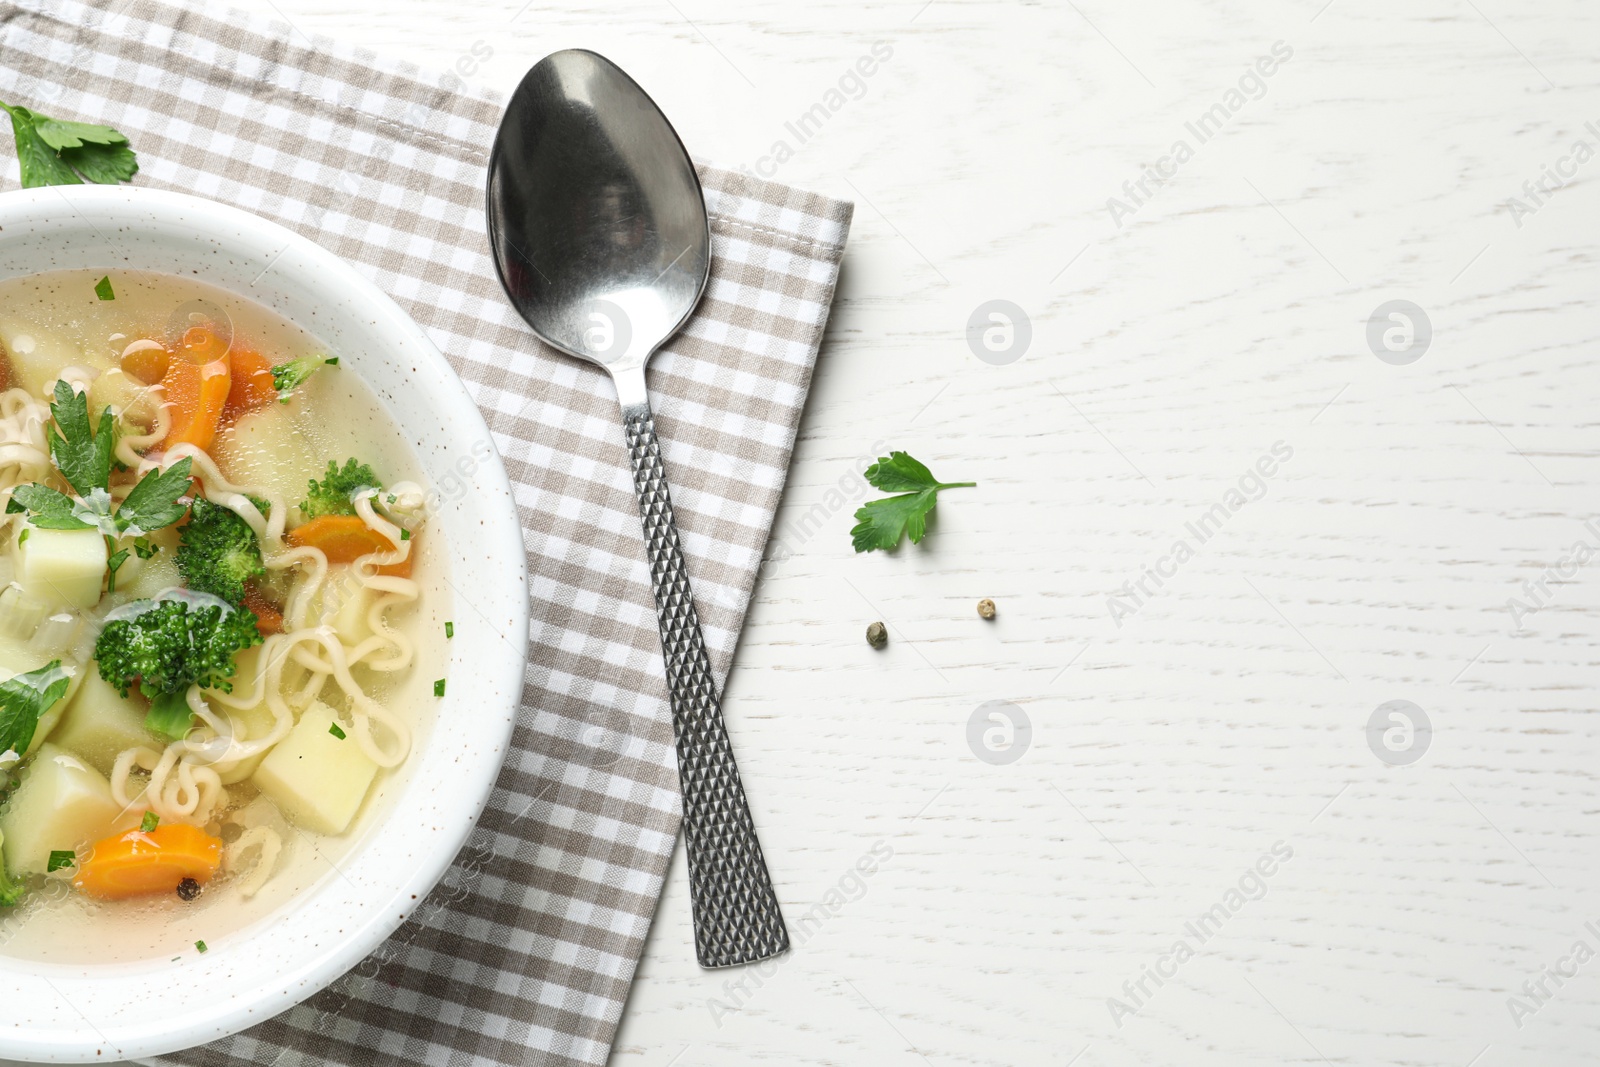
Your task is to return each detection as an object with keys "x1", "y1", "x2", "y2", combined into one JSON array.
[{"x1": 0, "y1": 270, "x2": 449, "y2": 962}]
